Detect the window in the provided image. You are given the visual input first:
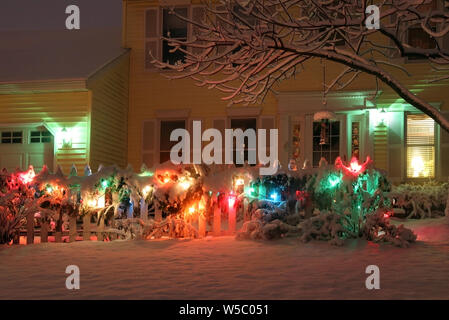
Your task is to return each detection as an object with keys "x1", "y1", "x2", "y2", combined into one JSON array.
[
  {"x1": 406, "y1": 0, "x2": 439, "y2": 60},
  {"x1": 30, "y1": 130, "x2": 52, "y2": 143},
  {"x1": 160, "y1": 120, "x2": 186, "y2": 164},
  {"x1": 291, "y1": 122, "x2": 301, "y2": 162},
  {"x1": 312, "y1": 121, "x2": 340, "y2": 167},
  {"x1": 1, "y1": 131, "x2": 22, "y2": 144},
  {"x1": 351, "y1": 122, "x2": 360, "y2": 159},
  {"x1": 406, "y1": 114, "x2": 435, "y2": 178},
  {"x1": 230, "y1": 118, "x2": 257, "y2": 166},
  {"x1": 162, "y1": 7, "x2": 188, "y2": 65}
]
